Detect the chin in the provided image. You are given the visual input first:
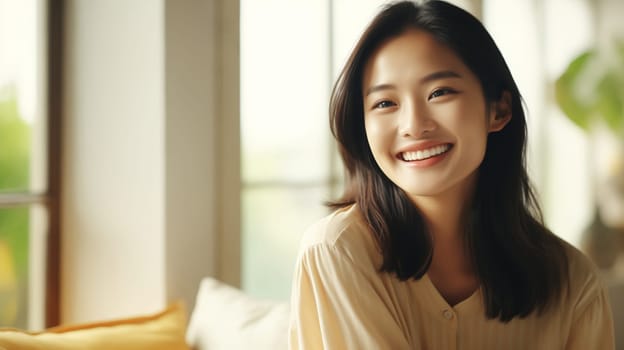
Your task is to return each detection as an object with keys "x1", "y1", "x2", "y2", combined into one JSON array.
[{"x1": 398, "y1": 184, "x2": 448, "y2": 198}]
